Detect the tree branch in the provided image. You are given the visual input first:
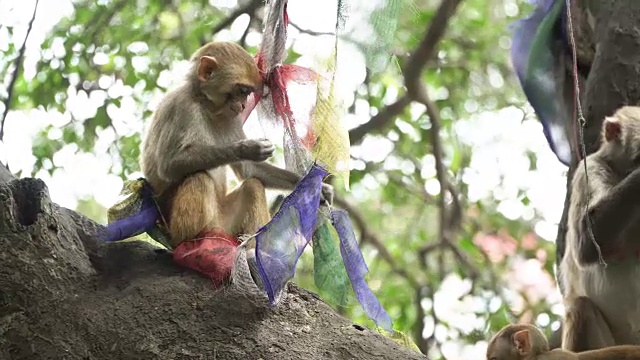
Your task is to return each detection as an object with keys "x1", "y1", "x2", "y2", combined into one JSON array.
[
  {"x1": 289, "y1": 22, "x2": 335, "y2": 37},
  {"x1": 0, "y1": 178, "x2": 428, "y2": 360},
  {"x1": 402, "y1": 0, "x2": 463, "y2": 104},
  {"x1": 0, "y1": 0, "x2": 39, "y2": 142},
  {"x1": 211, "y1": 0, "x2": 263, "y2": 38},
  {"x1": 349, "y1": 96, "x2": 412, "y2": 145}
]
